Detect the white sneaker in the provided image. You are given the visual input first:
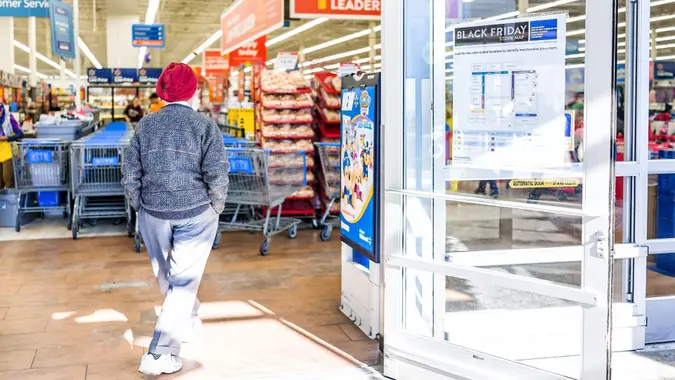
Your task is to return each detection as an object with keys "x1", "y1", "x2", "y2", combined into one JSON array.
[
  {"x1": 183, "y1": 317, "x2": 202, "y2": 343},
  {"x1": 138, "y1": 353, "x2": 183, "y2": 375}
]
